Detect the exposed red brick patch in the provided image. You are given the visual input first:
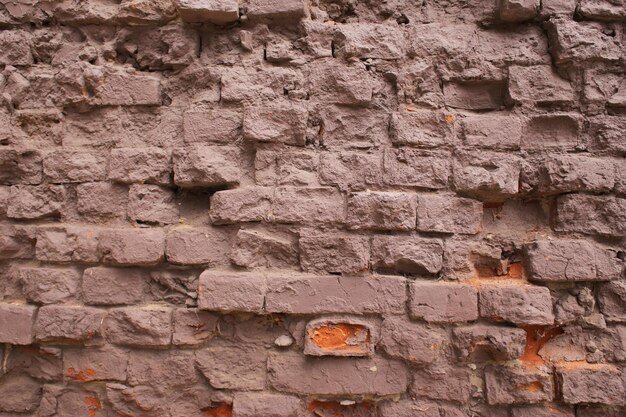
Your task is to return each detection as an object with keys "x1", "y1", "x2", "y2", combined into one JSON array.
[
  {"x1": 84, "y1": 396, "x2": 101, "y2": 417},
  {"x1": 308, "y1": 323, "x2": 371, "y2": 354},
  {"x1": 67, "y1": 367, "x2": 97, "y2": 382},
  {"x1": 202, "y1": 403, "x2": 233, "y2": 417},
  {"x1": 520, "y1": 325, "x2": 564, "y2": 367}
]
